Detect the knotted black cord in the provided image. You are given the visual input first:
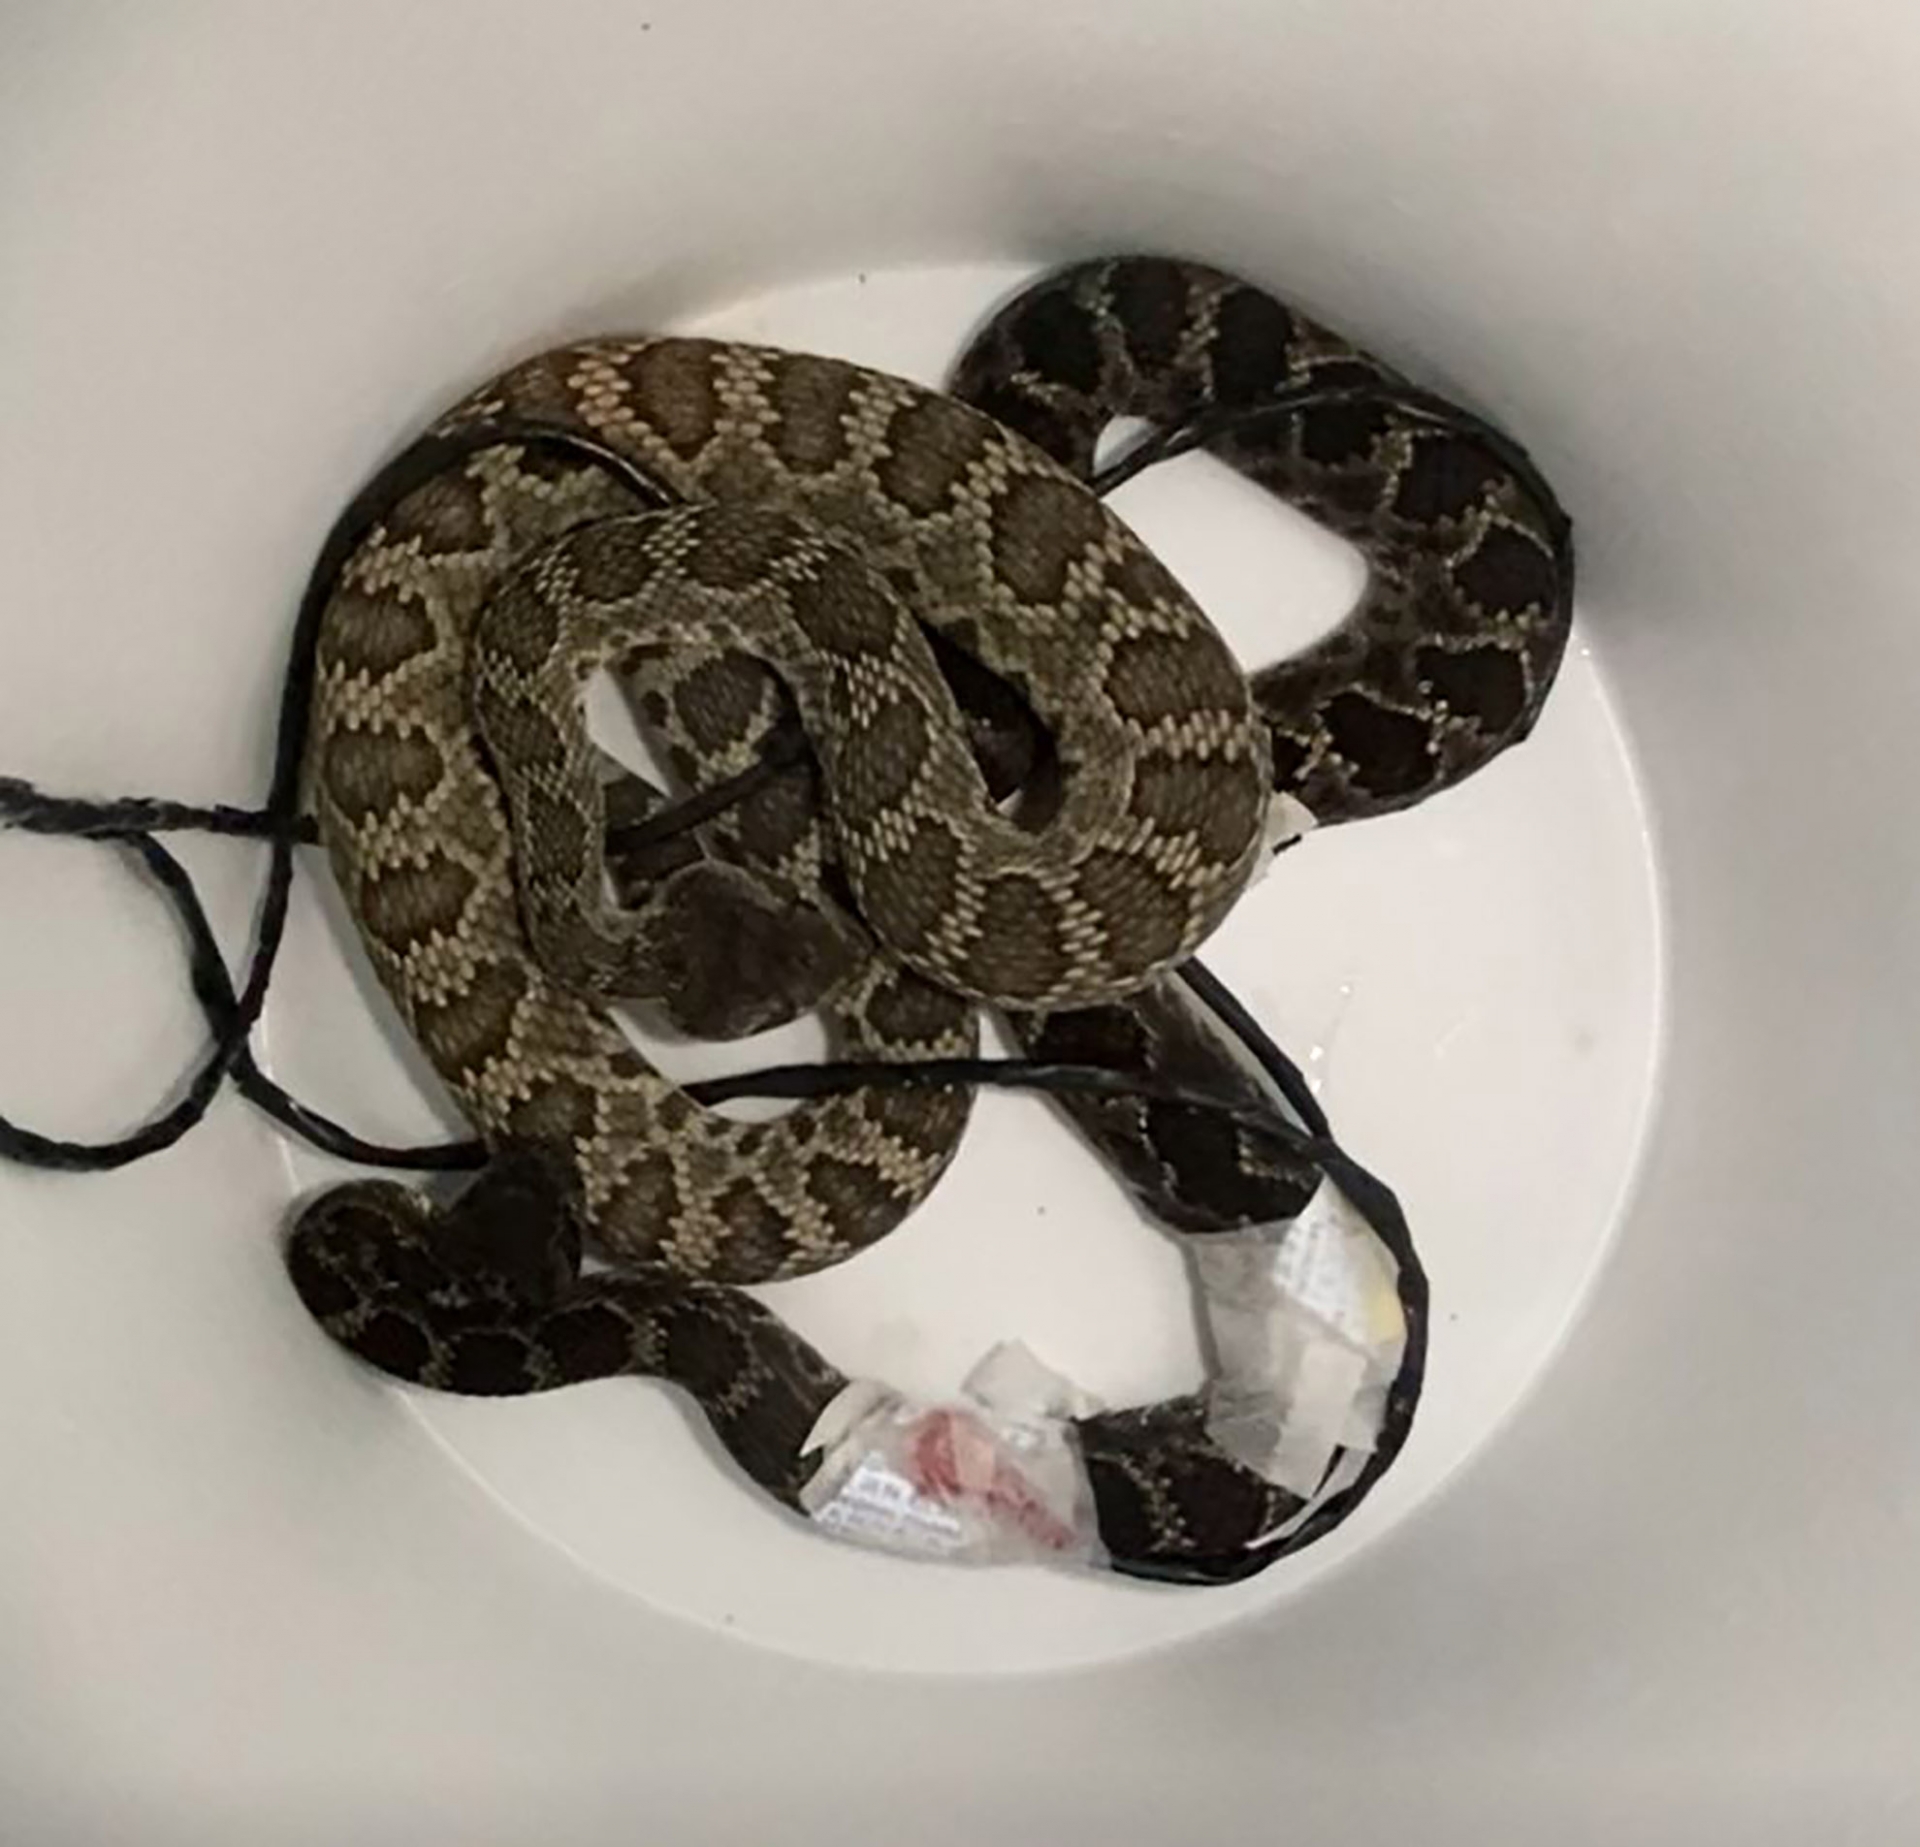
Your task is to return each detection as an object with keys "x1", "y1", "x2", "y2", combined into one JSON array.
[
  {"x1": 0, "y1": 782, "x2": 316, "y2": 844},
  {"x1": 0, "y1": 421, "x2": 674, "y2": 1171},
  {"x1": 0, "y1": 381, "x2": 1526, "y2": 1170},
  {"x1": 0, "y1": 371, "x2": 1571, "y2": 1576}
]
